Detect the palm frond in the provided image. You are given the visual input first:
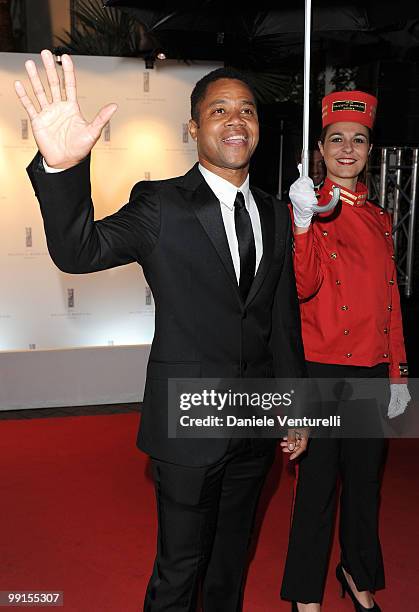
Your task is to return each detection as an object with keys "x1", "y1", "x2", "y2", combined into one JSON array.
[
  {"x1": 235, "y1": 69, "x2": 294, "y2": 105},
  {"x1": 59, "y1": 0, "x2": 147, "y2": 57}
]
